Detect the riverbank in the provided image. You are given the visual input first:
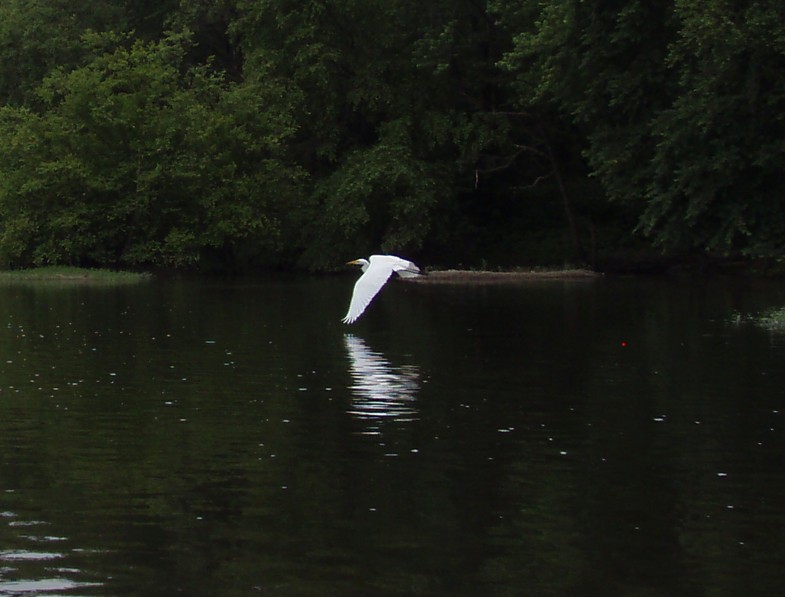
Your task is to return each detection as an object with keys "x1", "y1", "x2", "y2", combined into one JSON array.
[
  {"x1": 402, "y1": 268, "x2": 600, "y2": 284},
  {"x1": 0, "y1": 266, "x2": 152, "y2": 285}
]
